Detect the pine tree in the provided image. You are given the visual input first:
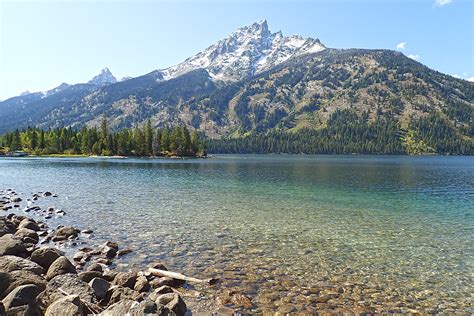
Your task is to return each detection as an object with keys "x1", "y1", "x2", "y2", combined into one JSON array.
[{"x1": 145, "y1": 120, "x2": 153, "y2": 156}]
